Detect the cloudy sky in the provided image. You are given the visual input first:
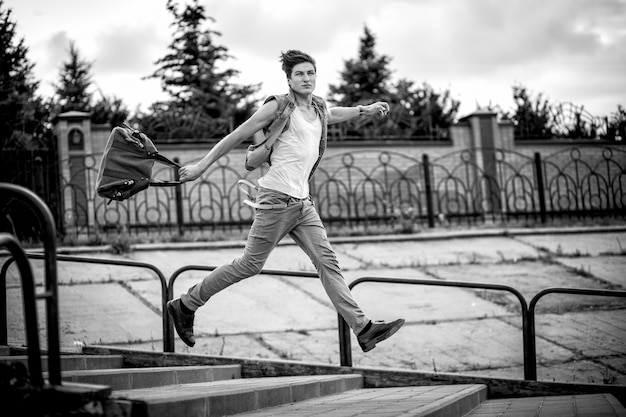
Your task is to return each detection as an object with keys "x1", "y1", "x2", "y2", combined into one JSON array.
[{"x1": 5, "y1": 0, "x2": 626, "y2": 118}]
